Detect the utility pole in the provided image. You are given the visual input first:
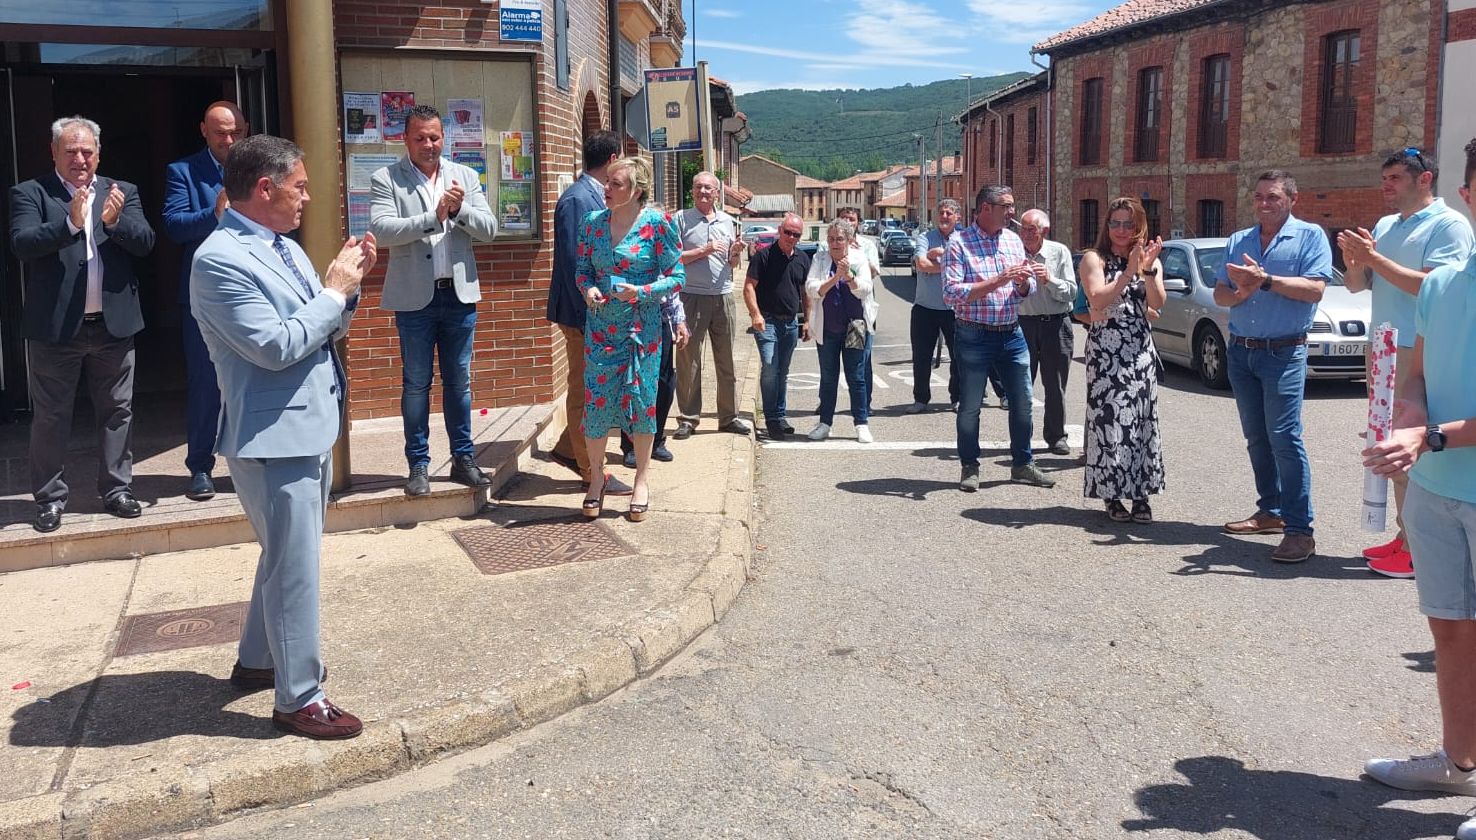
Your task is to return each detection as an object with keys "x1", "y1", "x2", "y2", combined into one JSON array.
[
  {"x1": 933, "y1": 117, "x2": 943, "y2": 226},
  {"x1": 915, "y1": 133, "x2": 927, "y2": 227}
]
